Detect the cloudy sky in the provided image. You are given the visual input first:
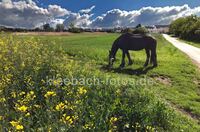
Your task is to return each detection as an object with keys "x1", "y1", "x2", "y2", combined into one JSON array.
[{"x1": 0, "y1": 0, "x2": 200, "y2": 28}]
